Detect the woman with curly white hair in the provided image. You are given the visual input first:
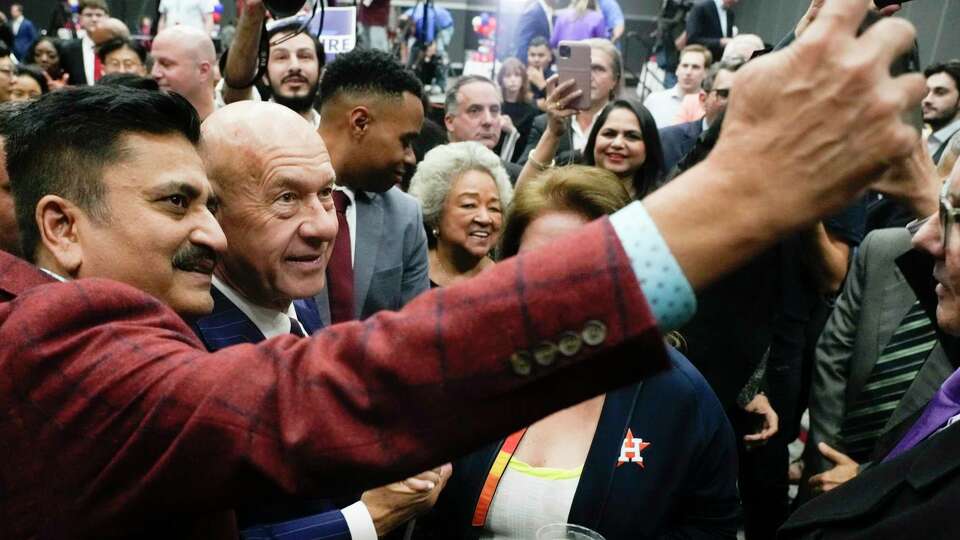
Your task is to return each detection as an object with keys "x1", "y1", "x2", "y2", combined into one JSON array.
[{"x1": 408, "y1": 141, "x2": 514, "y2": 287}]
